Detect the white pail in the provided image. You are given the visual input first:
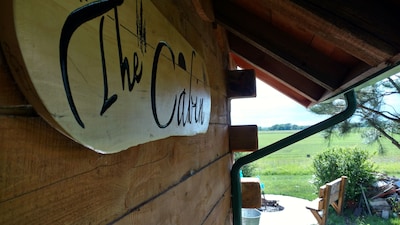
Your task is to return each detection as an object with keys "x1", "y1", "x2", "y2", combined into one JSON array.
[{"x1": 241, "y1": 208, "x2": 261, "y2": 225}]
